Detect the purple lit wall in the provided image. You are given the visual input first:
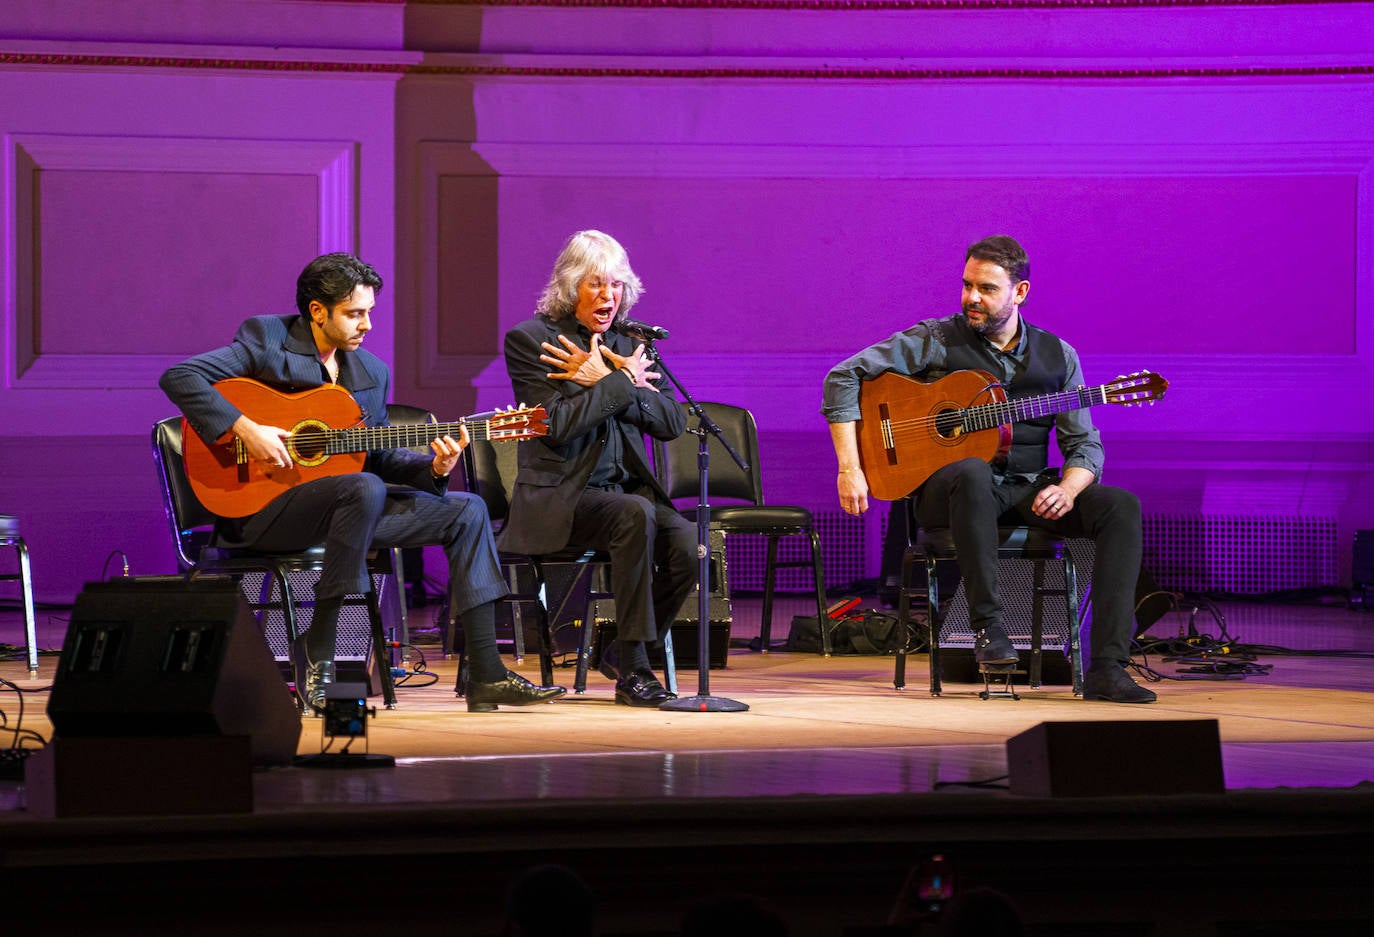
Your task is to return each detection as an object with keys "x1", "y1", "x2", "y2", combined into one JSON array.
[{"x1": 3, "y1": 0, "x2": 1373, "y2": 603}]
